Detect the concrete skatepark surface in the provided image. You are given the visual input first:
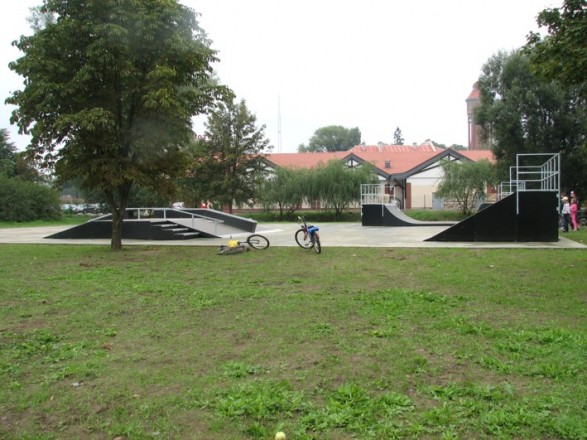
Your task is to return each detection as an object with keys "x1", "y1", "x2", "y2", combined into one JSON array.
[{"x1": 0, "y1": 222, "x2": 585, "y2": 249}]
